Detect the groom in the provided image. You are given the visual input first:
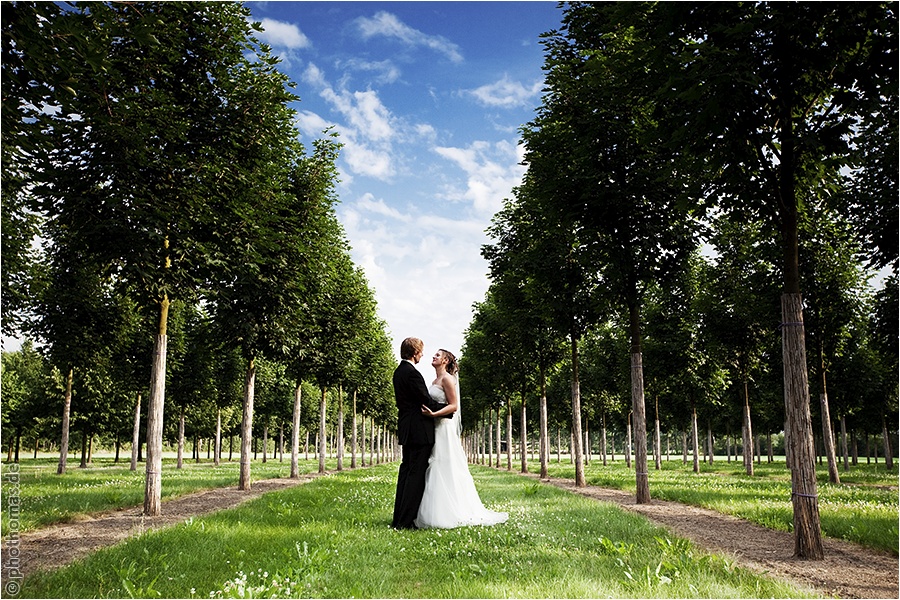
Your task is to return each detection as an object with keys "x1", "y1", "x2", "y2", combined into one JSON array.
[{"x1": 391, "y1": 337, "x2": 452, "y2": 529}]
